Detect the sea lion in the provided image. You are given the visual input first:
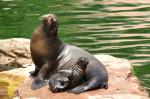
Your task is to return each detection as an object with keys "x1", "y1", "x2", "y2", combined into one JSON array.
[
  {"x1": 30, "y1": 14, "x2": 65, "y2": 89},
  {"x1": 30, "y1": 14, "x2": 108, "y2": 93},
  {"x1": 48, "y1": 57, "x2": 89, "y2": 92}
]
